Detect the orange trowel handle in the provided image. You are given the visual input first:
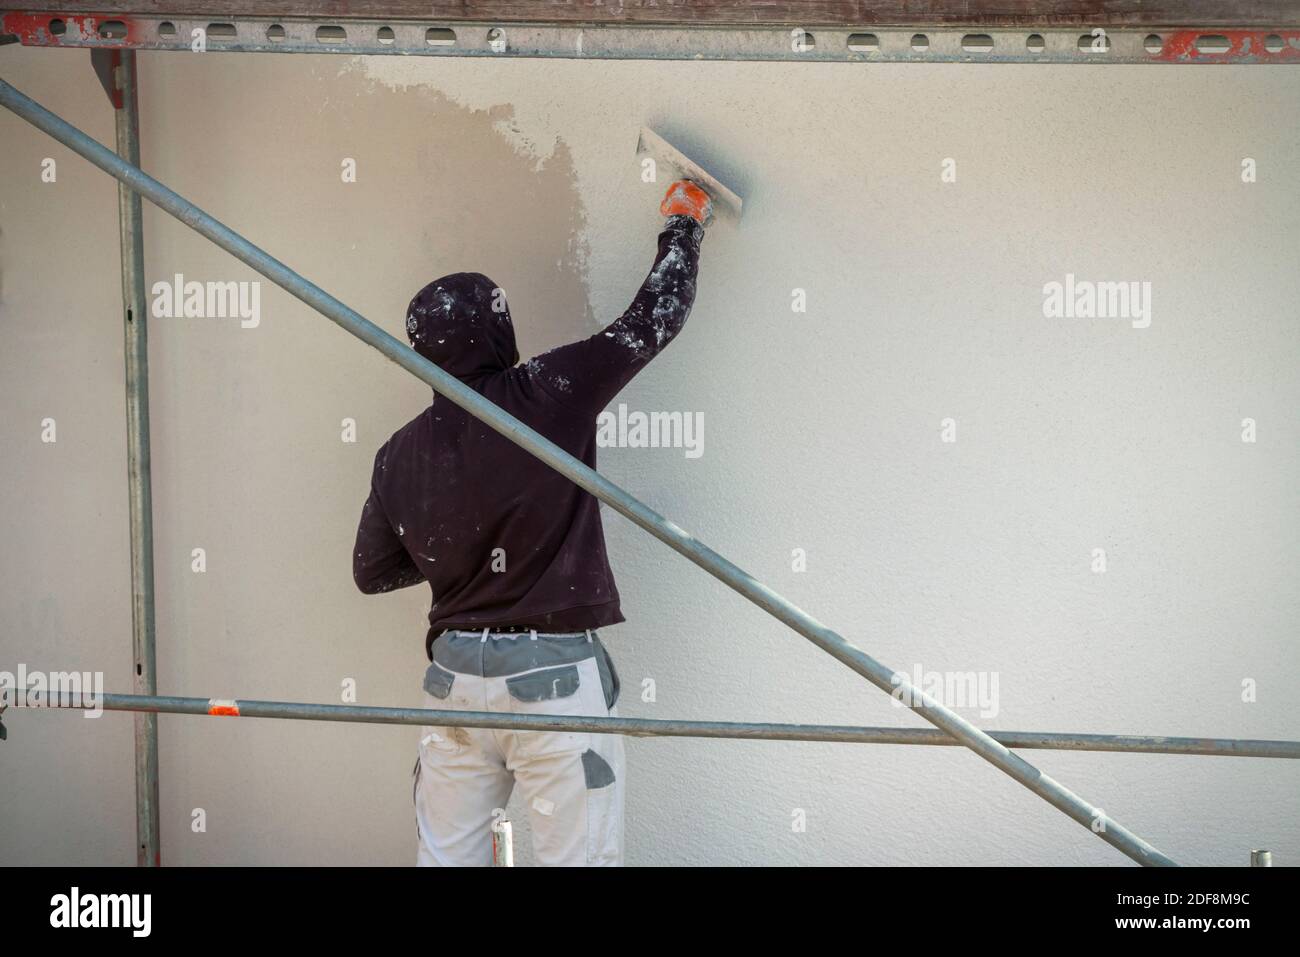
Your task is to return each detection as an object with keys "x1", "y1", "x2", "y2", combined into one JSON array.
[{"x1": 660, "y1": 180, "x2": 713, "y2": 226}]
